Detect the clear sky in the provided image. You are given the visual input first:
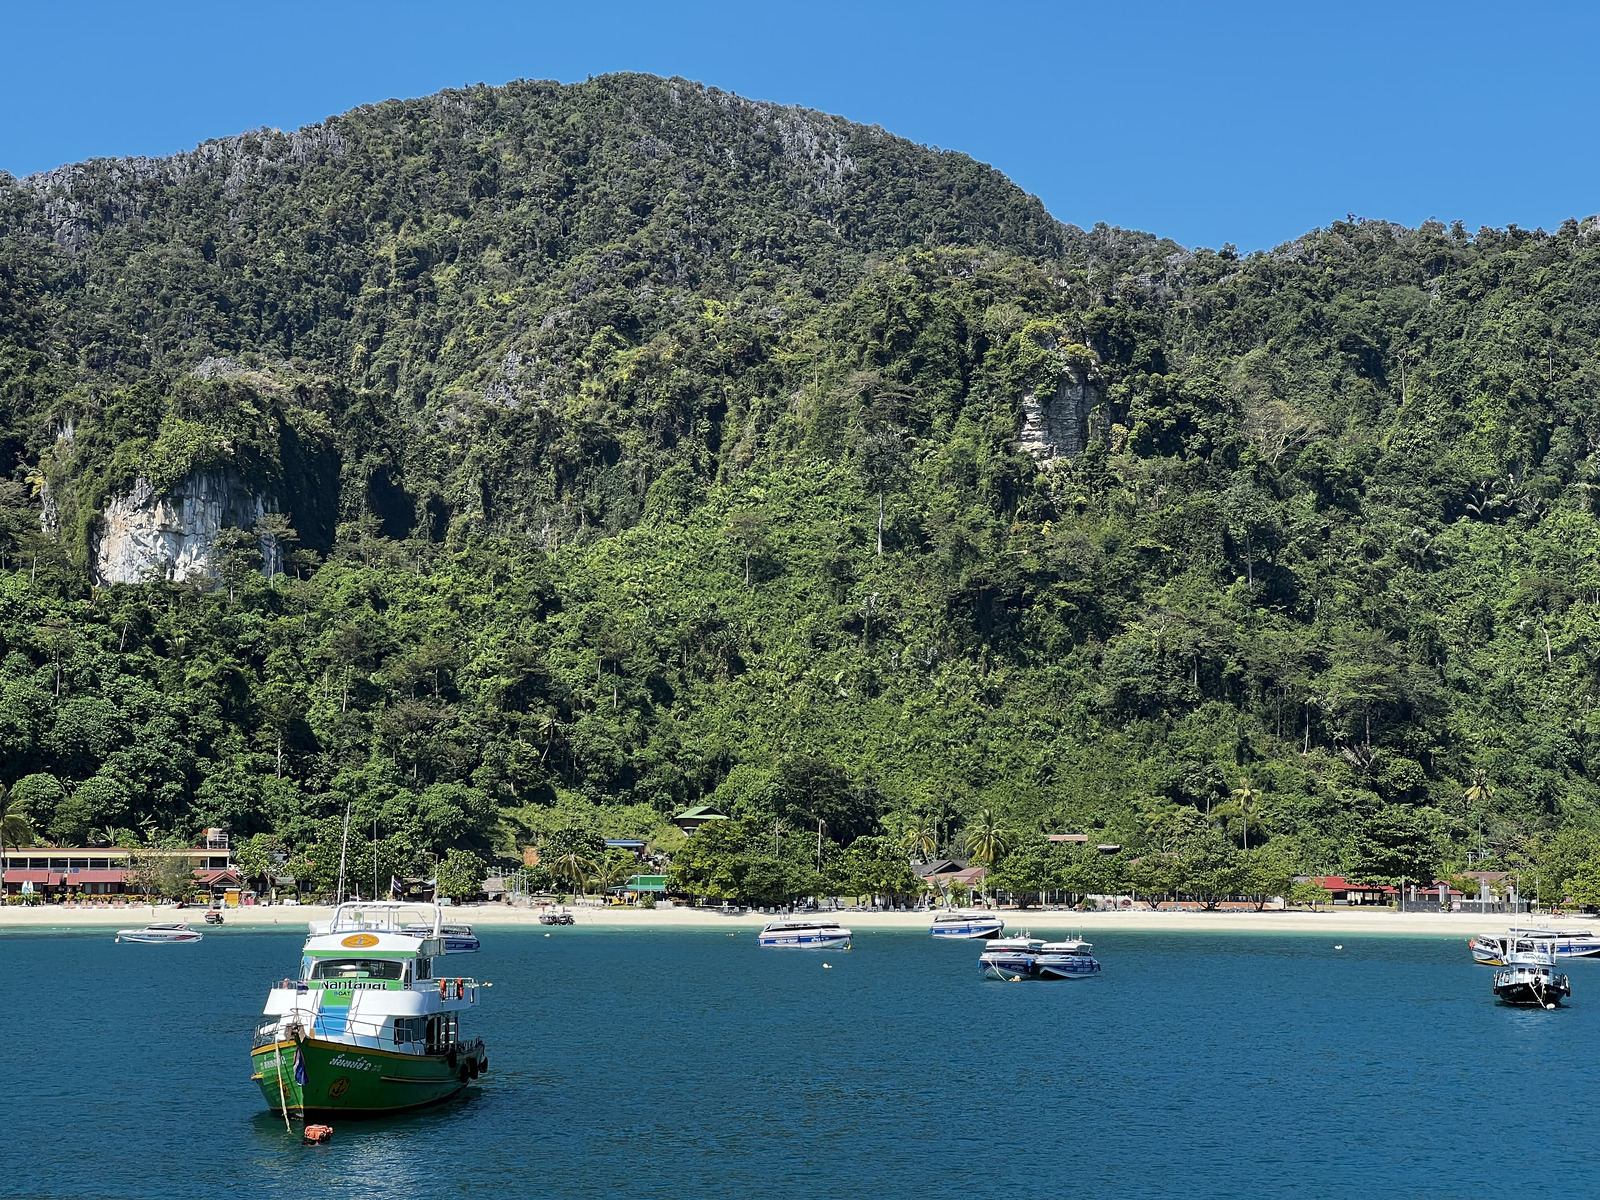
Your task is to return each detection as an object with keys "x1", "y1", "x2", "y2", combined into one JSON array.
[{"x1": 3, "y1": 0, "x2": 1596, "y2": 251}]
